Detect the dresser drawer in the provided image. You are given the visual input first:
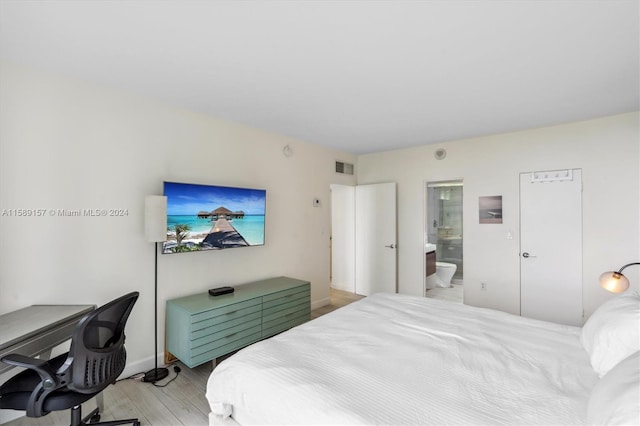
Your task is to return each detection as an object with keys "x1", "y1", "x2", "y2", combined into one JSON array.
[
  {"x1": 191, "y1": 329, "x2": 262, "y2": 367},
  {"x1": 191, "y1": 303, "x2": 262, "y2": 333},
  {"x1": 263, "y1": 309, "x2": 310, "y2": 337},
  {"x1": 262, "y1": 284, "x2": 310, "y2": 338},
  {"x1": 191, "y1": 298, "x2": 261, "y2": 325},
  {"x1": 263, "y1": 295, "x2": 309, "y2": 324},
  {"x1": 191, "y1": 310, "x2": 262, "y2": 341},
  {"x1": 191, "y1": 319, "x2": 261, "y2": 354},
  {"x1": 262, "y1": 285, "x2": 310, "y2": 308}
]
